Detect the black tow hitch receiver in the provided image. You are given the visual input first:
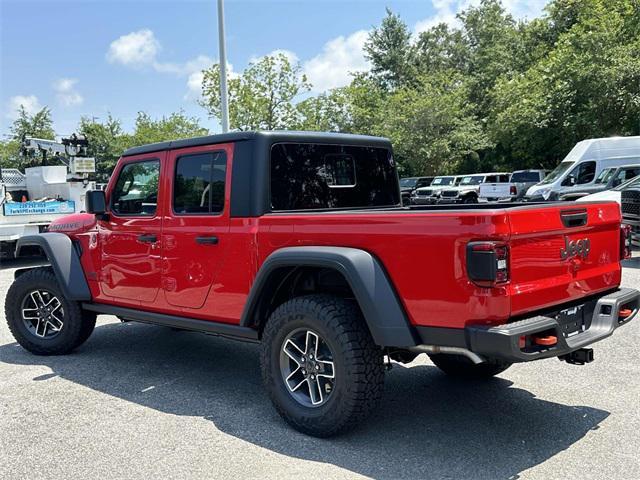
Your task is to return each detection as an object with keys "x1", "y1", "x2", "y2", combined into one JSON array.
[{"x1": 560, "y1": 348, "x2": 594, "y2": 365}]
